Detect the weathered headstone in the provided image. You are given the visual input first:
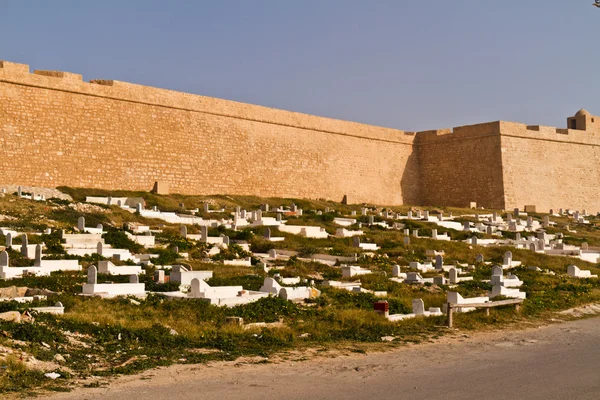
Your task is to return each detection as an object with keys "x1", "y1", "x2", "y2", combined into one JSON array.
[
  {"x1": 87, "y1": 265, "x2": 97, "y2": 285},
  {"x1": 492, "y1": 265, "x2": 503, "y2": 276},
  {"x1": 77, "y1": 216, "x2": 85, "y2": 231},
  {"x1": 449, "y1": 267, "x2": 458, "y2": 284},
  {"x1": 21, "y1": 234, "x2": 28, "y2": 256},
  {"x1": 5, "y1": 232, "x2": 12, "y2": 248},
  {"x1": 200, "y1": 225, "x2": 208, "y2": 243},
  {"x1": 190, "y1": 278, "x2": 201, "y2": 297},
  {"x1": 154, "y1": 270, "x2": 165, "y2": 284},
  {"x1": 476, "y1": 254, "x2": 484, "y2": 263},
  {"x1": 435, "y1": 254, "x2": 443, "y2": 270},
  {"x1": 129, "y1": 274, "x2": 139, "y2": 284},
  {"x1": 0, "y1": 251, "x2": 8, "y2": 267},
  {"x1": 503, "y1": 251, "x2": 512, "y2": 266},
  {"x1": 412, "y1": 299, "x2": 425, "y2": 315},
  {"x1": 264, "y1": 227, "x2": 271, "y2": 239},
  {"x1": 180, "y1": 225, "x2": 188, "y2": 239},
  {"x1": 34, "y1": 244, "x2": 42, "y2": 267},
  {"x1": 529, "y1": 243, "x2": 537, "y2": 252}
]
